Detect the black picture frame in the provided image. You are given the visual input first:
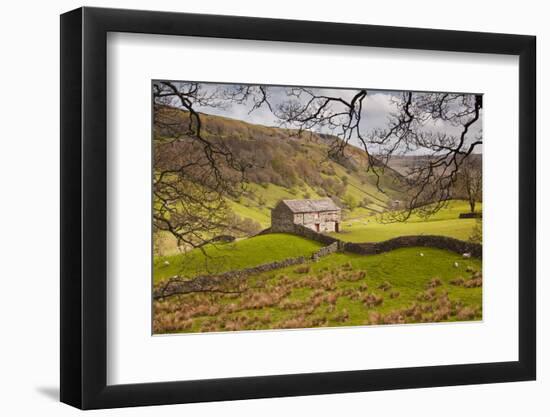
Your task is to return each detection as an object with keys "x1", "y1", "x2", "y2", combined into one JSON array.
[{"x1": 60, "y1": 6, "x2": 536, "y2": 410}]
